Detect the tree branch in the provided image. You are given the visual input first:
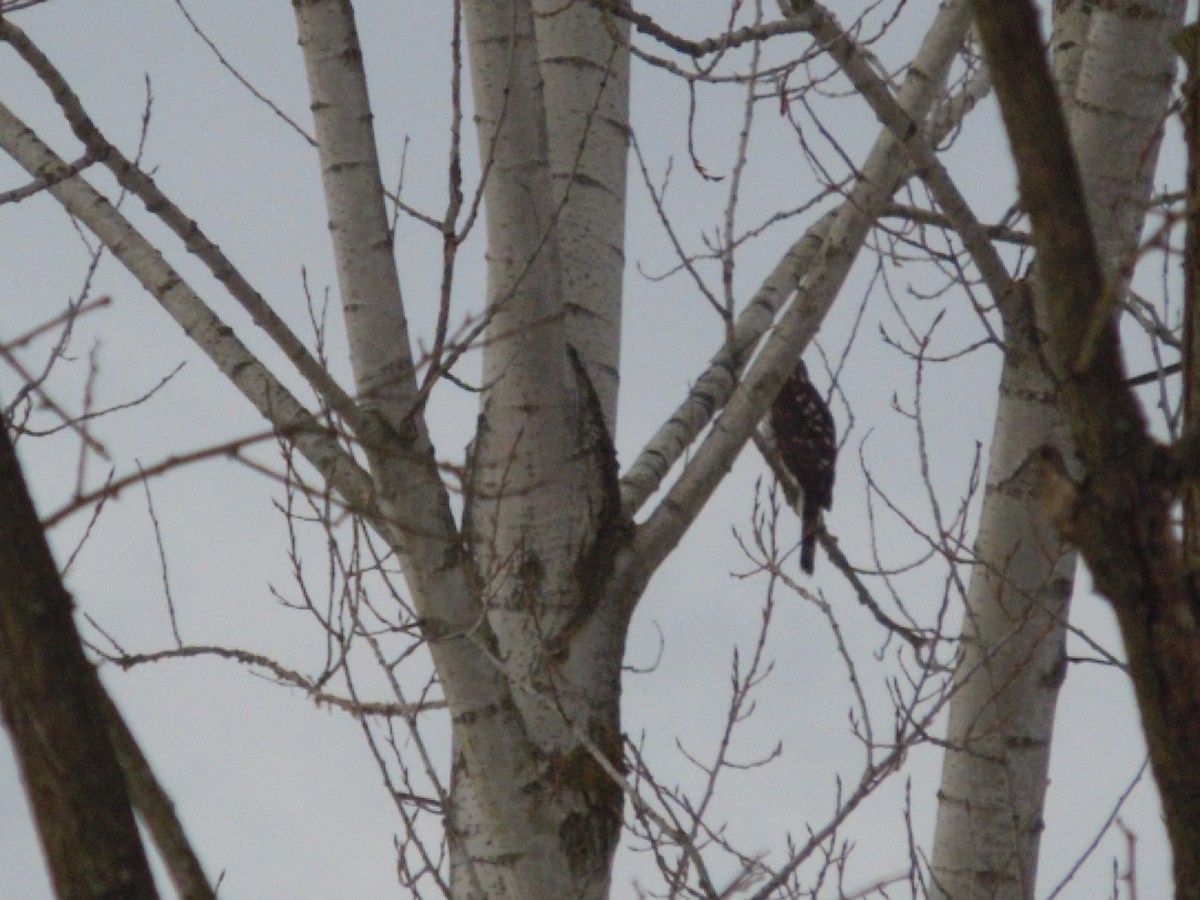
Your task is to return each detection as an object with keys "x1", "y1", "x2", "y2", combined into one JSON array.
[
  {"x1": 625, "y1": 0, "x2": 974, "y2": 579},
  {"x1": 0, "y1": 101, "x2": 386, "y2": 532},
  {"x1": 0, "y1": 19, "x2": 372, "y2": 446},
  {"x1": 619, "y1": 0, "x2": 979, "y2": 520}
]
